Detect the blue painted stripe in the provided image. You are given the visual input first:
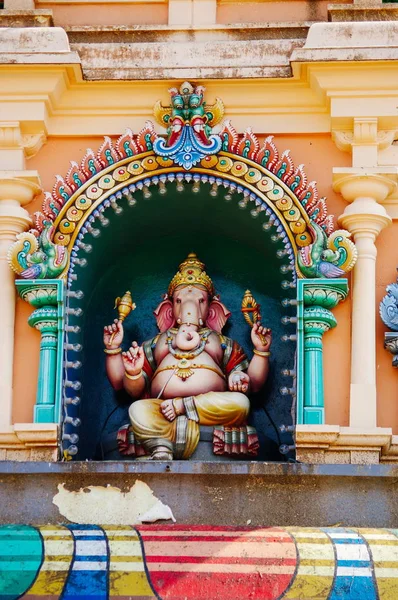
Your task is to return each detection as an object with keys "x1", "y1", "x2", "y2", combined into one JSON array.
[
  {"x1": 60, "y1": 525, "x2": 109, "y2": 600},
  {"x1": 73, "y1": 555, "x2": 108, "y2": 562},
  {"x1": 324, "y1": 529, "x2": 378, "y2": 600},
  {"x1": 337, "y1": 560, "x2": 372, "y2": 568},
  {"x1": 70, "y1": 535, "x2": 103, "y2": 542},
  {"x1": 331, "y1": 538, "x2": 365, "y2": 545}
]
